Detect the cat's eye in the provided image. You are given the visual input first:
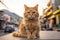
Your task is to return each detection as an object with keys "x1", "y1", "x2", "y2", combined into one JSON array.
[
  {"x1": 32, "y1": 12, "x2": 35, "y2": 13},
  {"x1": 27, "y1": 12, "x2": 30, "y2": 13}
]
